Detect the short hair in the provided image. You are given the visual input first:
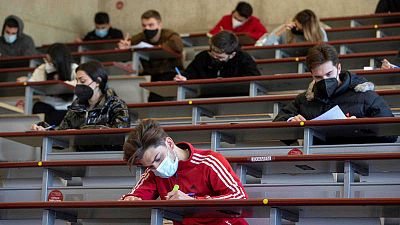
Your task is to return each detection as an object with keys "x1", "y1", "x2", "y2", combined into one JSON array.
[
  {"x1": 75, "y1": 61, "x2": 108, "y2": 93},
  {"x1": 210, "y1": 31, "x2": 239, "y2": 54},
  {"x1": 123, "y1": 119, "x2": 168, "y2": 167},
  {"x1": 235, "y1": 2, "x2": 253, "y2": 18},
  {"x1": 306, "y1": 44, "x2": 339, "y2": 70},
  {"x1": 5, "y1": 18, "x2": 18, "y2": 28},
  {"x1": 95, "y1": 12, "x2": 110, "y2": 24},
  {"x1": 141, "y1": 10, "x2": 162, "y2": 21}
]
